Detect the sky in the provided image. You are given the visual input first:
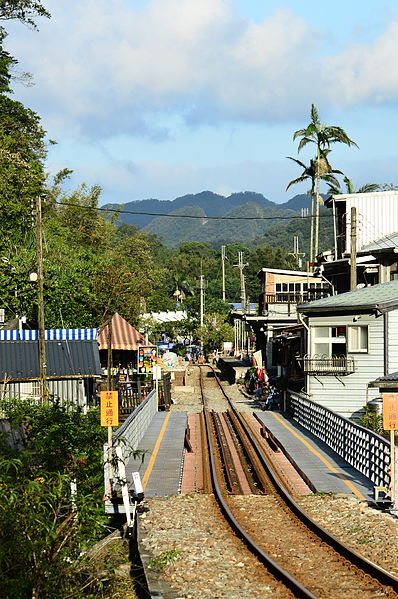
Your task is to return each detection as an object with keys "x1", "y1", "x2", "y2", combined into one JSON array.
[{"x1": 5, "y1": 0, "x2": 398, "y2": 206}]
